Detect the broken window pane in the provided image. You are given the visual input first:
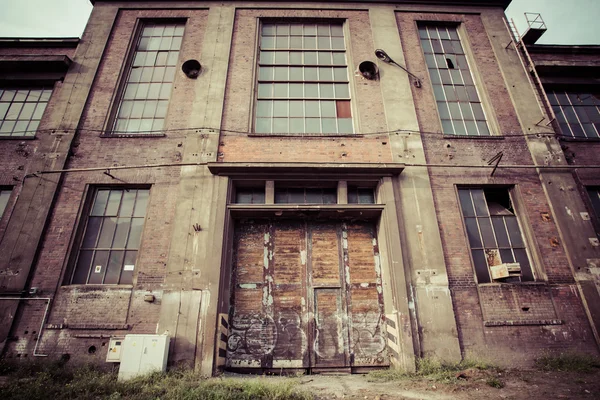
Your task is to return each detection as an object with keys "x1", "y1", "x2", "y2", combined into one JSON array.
[
  {"x1": 418, "y1": 24, "x2": 490, "y2": 136},
  {"x1": 459, "y1": 188, "x2": 533, "y2": 283}
]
